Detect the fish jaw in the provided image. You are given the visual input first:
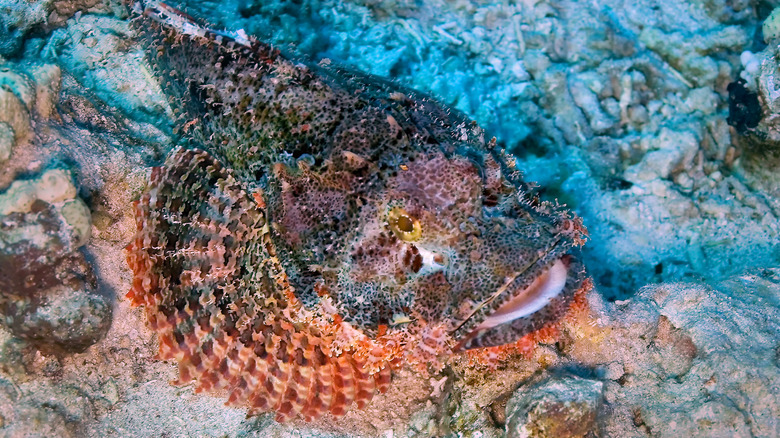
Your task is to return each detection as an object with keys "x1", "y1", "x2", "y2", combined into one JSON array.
[{"x1": 453, "y1": 254, "x2": 587, "y2": 351}]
